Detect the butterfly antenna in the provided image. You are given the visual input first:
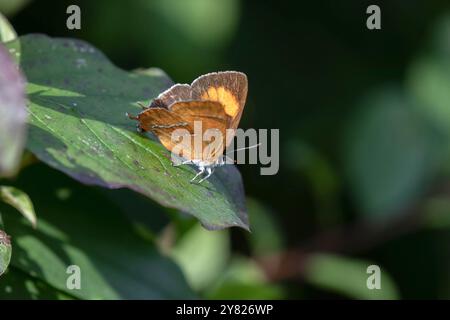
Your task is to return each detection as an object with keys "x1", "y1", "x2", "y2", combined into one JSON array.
[
  {"x1": 137, "y1": 102, "x2": 149, "y2": 110},
  {"x1": 226, "y1": 143, "x2": 261, "y2": 154},
  {"x1": 223, "y1": 155, "x2": 237, "y2": 164}
]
